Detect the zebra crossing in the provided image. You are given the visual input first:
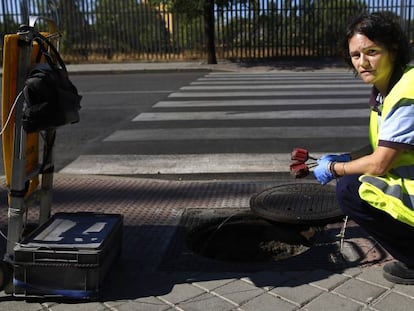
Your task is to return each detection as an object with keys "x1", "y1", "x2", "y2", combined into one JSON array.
[{"x1": 60, "y1": 70, "x2": 371, "y2": 176}]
